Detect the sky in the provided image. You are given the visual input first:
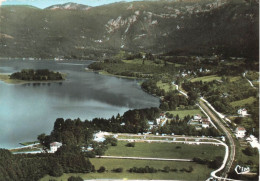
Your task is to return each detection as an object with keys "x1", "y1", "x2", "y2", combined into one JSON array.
[{"x1": 0, "y1": 0, "x2": 138, "y2": 8}]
